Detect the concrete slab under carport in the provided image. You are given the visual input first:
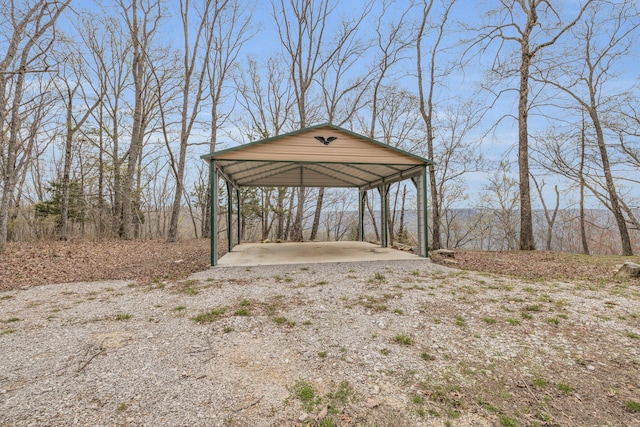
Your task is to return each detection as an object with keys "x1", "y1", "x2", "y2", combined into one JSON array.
[{"x1": 216, "y1": 241, "x2": 422, "y2": 267}]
